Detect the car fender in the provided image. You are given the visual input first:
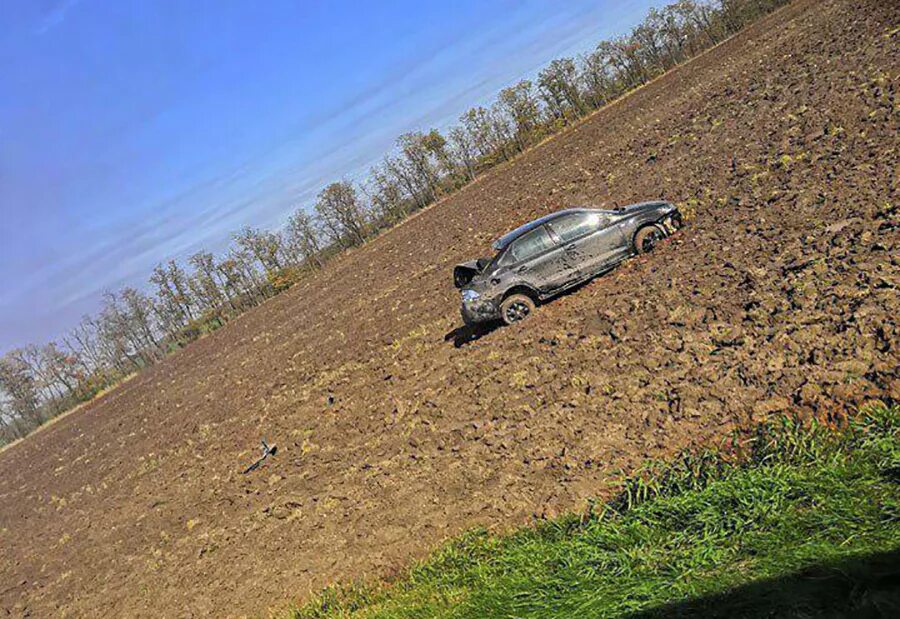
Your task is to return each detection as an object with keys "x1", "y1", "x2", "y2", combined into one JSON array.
[
  {"x1": 501, "y1": 283, "x2": 542, "y2": 303},
  {"x1": 619, "y1": 209, "x2": 672, "y2": 245}
]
